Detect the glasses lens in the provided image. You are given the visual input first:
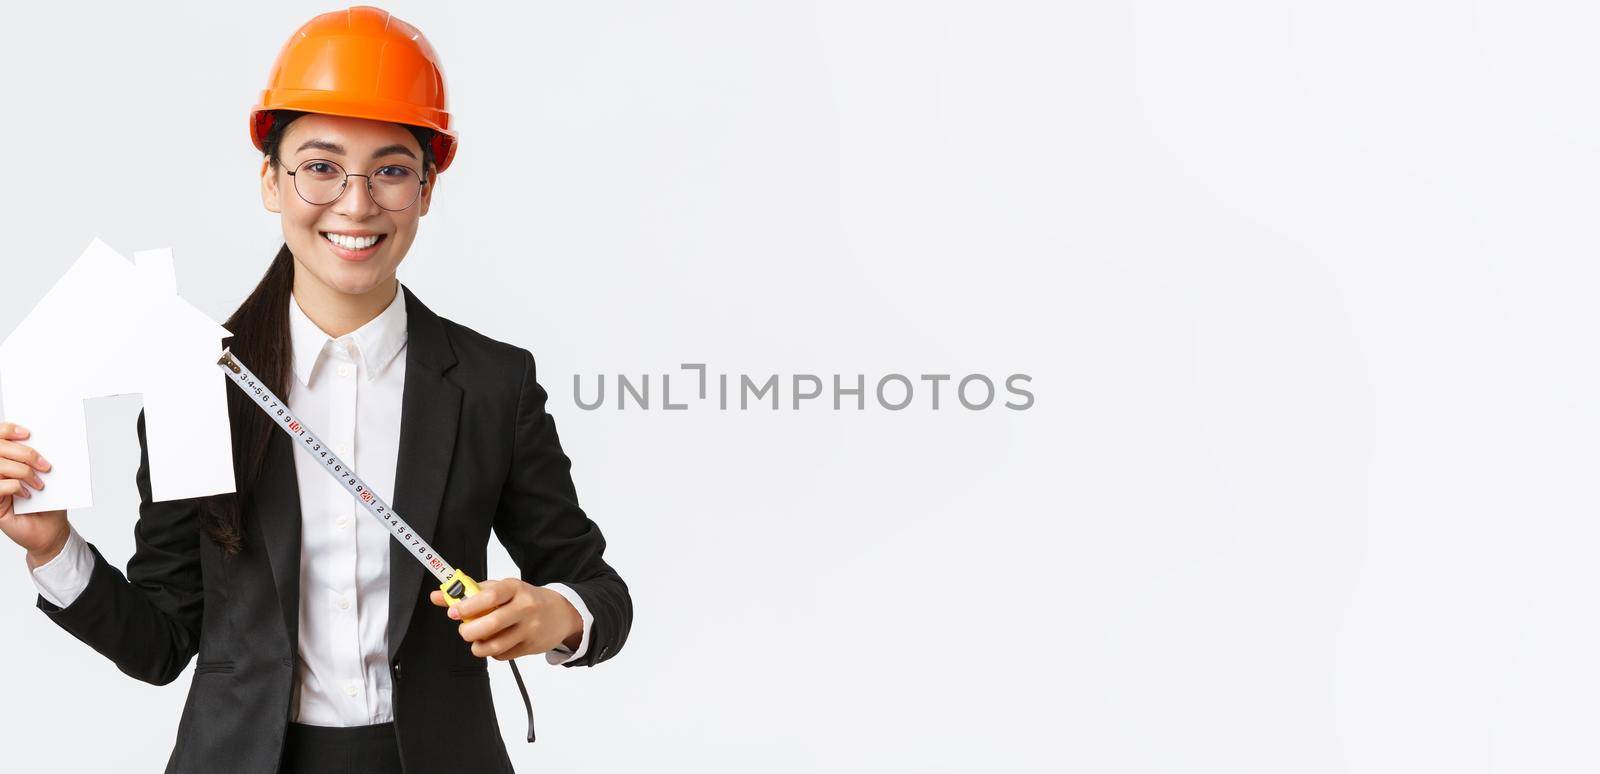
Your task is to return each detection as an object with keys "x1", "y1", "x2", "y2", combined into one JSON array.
[
  {"x1": 370, "y1": 164, "x2": 423, "y2": 211},
  {"x1": 294, "y1": 159, "x2": 347, "y2": 205}
]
